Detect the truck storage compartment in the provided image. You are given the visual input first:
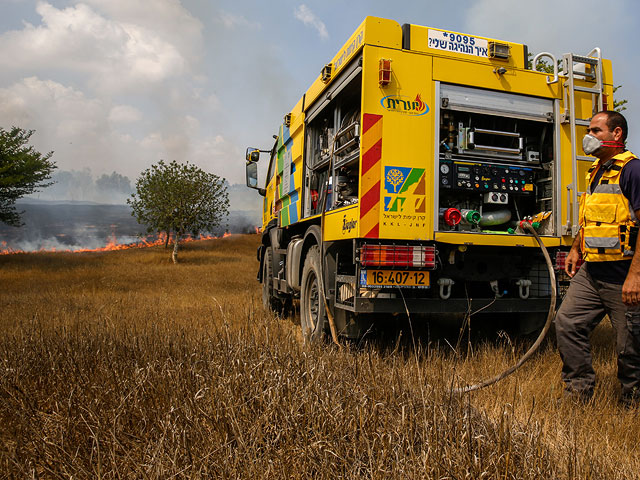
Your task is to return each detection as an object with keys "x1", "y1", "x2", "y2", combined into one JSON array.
[
  {"x1": 437, "y1": 84, "x2": 556, "y2": 235},
  {"x1": 304, "y1": 57, "x2": 362, "y2": 218}
]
